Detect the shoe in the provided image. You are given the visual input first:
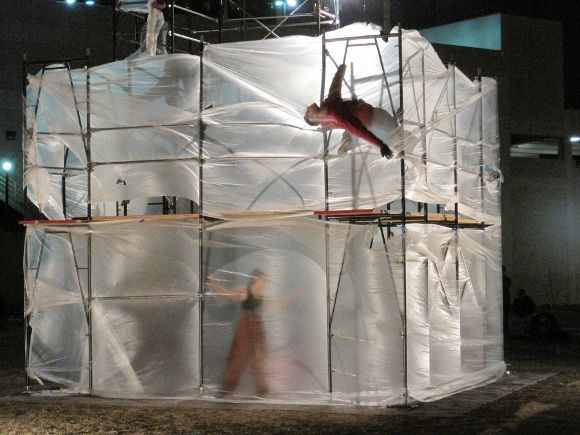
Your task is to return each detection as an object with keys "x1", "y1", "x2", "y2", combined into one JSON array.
[{"x1": 338, "y1": 132, "x2": 353, "y2": 156}]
